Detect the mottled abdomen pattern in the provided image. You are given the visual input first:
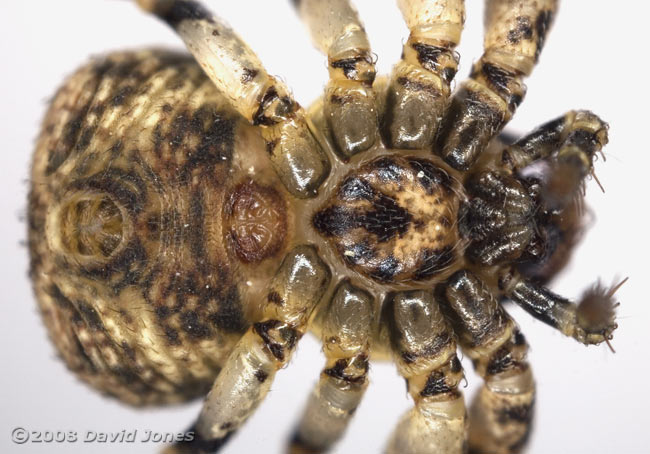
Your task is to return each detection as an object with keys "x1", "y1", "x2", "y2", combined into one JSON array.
[{"x1": 28, "y1": 50, "x2": 287, "y2": 405}]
